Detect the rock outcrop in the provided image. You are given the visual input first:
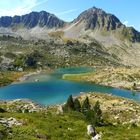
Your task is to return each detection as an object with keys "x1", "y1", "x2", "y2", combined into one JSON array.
[{"x1": 0, "y1": 117, "x2": 22, "y2": 128}]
